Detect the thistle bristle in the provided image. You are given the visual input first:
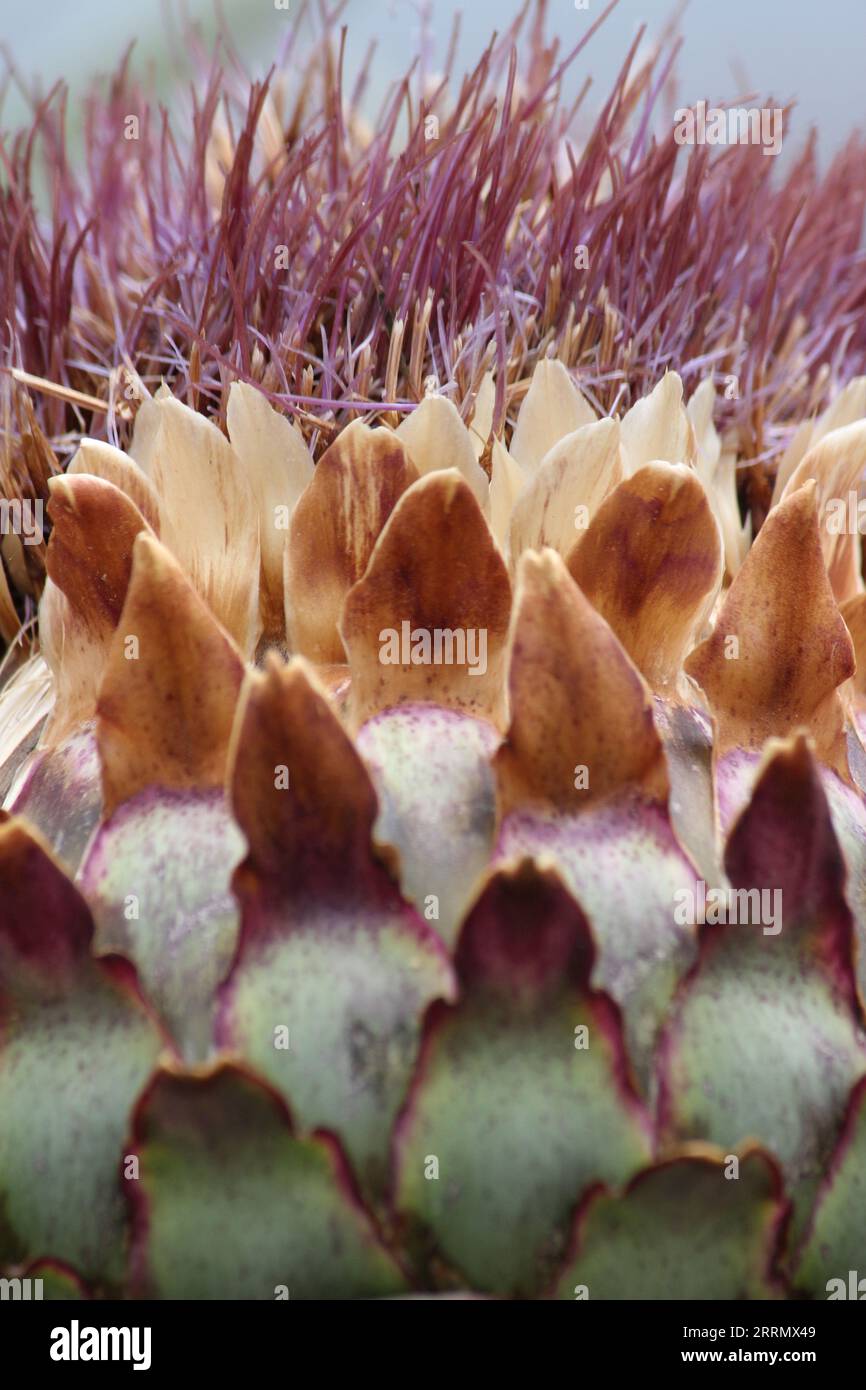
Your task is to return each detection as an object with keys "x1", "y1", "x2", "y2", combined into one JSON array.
[{"x1": 0, "y1": 0, "x2": 864, "y2": 489}]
